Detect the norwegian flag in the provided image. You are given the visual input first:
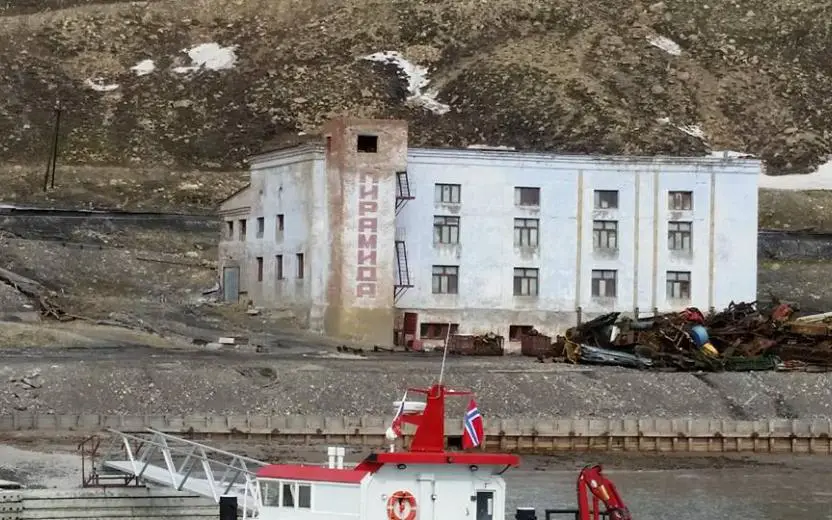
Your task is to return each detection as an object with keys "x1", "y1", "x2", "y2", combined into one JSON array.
[
  {"x1": 462, "y1": 399, "x2": 484, "y2": 449},
  {"x1": 390, "y1": 391, "x2": 408, "y2": 435}
]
